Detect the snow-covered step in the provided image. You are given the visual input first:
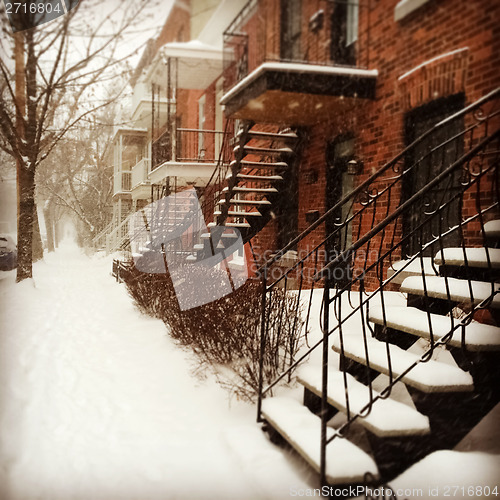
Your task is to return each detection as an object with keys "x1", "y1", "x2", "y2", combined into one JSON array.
[
  {"x1": 193, "y1": 243, "x2": 204, "y2": 250},
  {"x1": 234, "y1": 173, "x2": 284, "y2": 182},
  {"x1": 262, "y1": 397, "x2": 379, "y2": 484},
  {"x1": 234, "y1": 144, "x2": 293, "y2": 156},
  {"x1": 223, "y1": 222, "x2": 251, "y2": 228},
  {"x1": 401, "y1": 276, "x2": 500, "y2": 309},
  {"x1": 239, "y1": 129, "x2": 298, "y2": 141},
  {"x1": 331, "y1": 336, "x2": 474, "y2": 393},
  {"x1": 369, "y1": 305, "x2": 500, "y2": 351},
  {"x1": 434, "y1": 248, "x2": 500, "y2": 269},
  {"x1": 484, "y1": 220, "x2": 500, "y2": 240},
  {"x1": 297, "y1": 367, "x2": 430, "y2": 437},
  {"x1": 223, "y1": 186, "x2": 278, "y2": 194},
  {"x1": 387, "y1": 258, "x2": 437, "y2": 285},
  {"x1": 214, "y1": 210, "x2": 262, "y2": 217},
  {"x1": 230, "y1": 160, "x2": 288, "y2": 169},
  {"x1": 225, "y1": 198, "x2": 271, "y2": 206}
]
